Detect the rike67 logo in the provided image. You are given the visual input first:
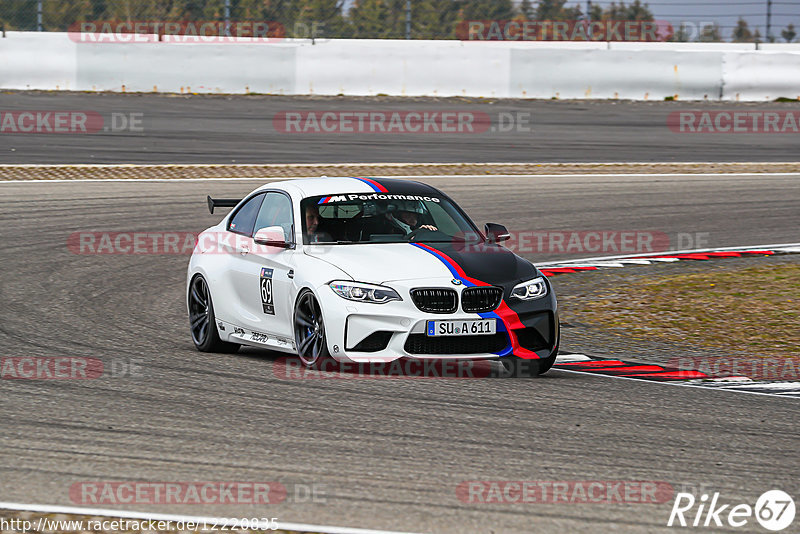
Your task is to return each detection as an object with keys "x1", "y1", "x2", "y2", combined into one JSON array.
[{"x1": 668, "y1": 490, "x2": 795, "y2": 531}]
